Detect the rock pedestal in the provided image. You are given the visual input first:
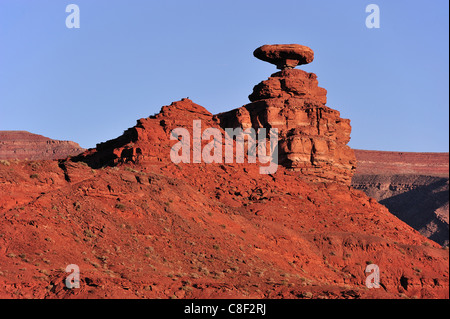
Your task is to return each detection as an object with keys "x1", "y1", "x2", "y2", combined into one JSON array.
[{"x1": 216, "y1": 44, "x2": 356, "y2": 184}]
